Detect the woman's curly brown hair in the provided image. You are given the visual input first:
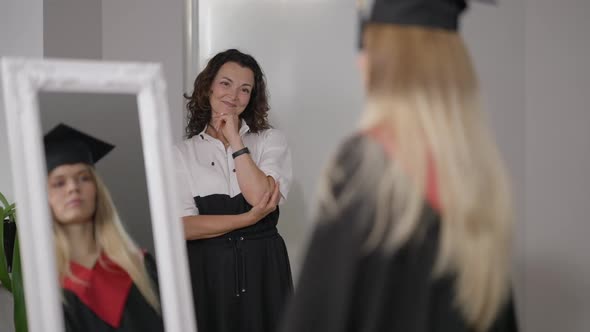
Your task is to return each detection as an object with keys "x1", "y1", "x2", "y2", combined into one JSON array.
[{"x1": 184, "y1": 49, "x2": 271, "y2": 138}]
